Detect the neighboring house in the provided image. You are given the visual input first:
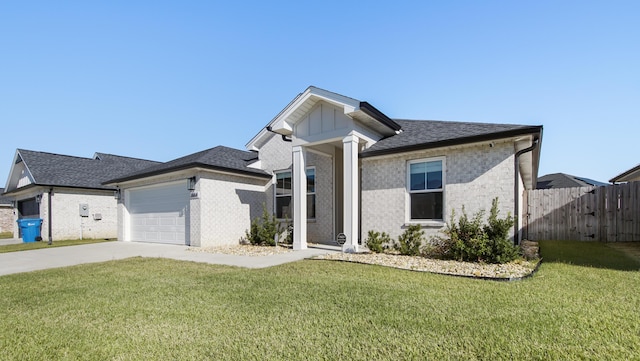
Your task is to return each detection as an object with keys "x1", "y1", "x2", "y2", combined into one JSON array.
[
  {"x1": 105, "y1": 86, "x2": 543, "y2": 251},
  {"x1": 2, "y1": 150, "x2": 160, "y2": 241},
  {"x1": 610, "y1": 164, "x2": 640, "y2": 183},
  {"x1": 537, "y1": 173, "x2": 607, "y2": 189},
  {"x1": 0, "y1": 188, "x2": 13, "y2": 236}
]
